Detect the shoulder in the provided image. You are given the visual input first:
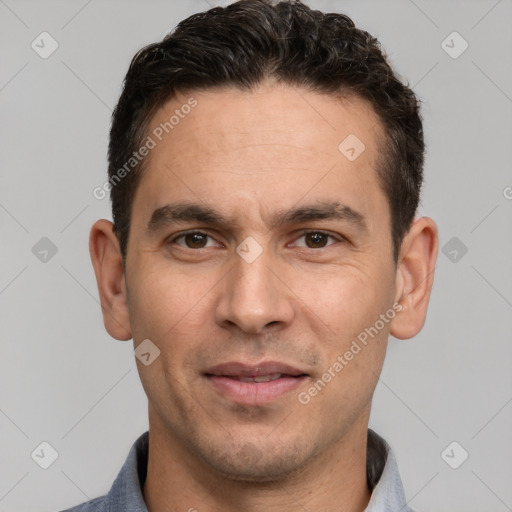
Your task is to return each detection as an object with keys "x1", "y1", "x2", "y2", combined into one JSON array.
[{"x1": 56, "y1": 431, "x2": 149, "y2": 512}]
